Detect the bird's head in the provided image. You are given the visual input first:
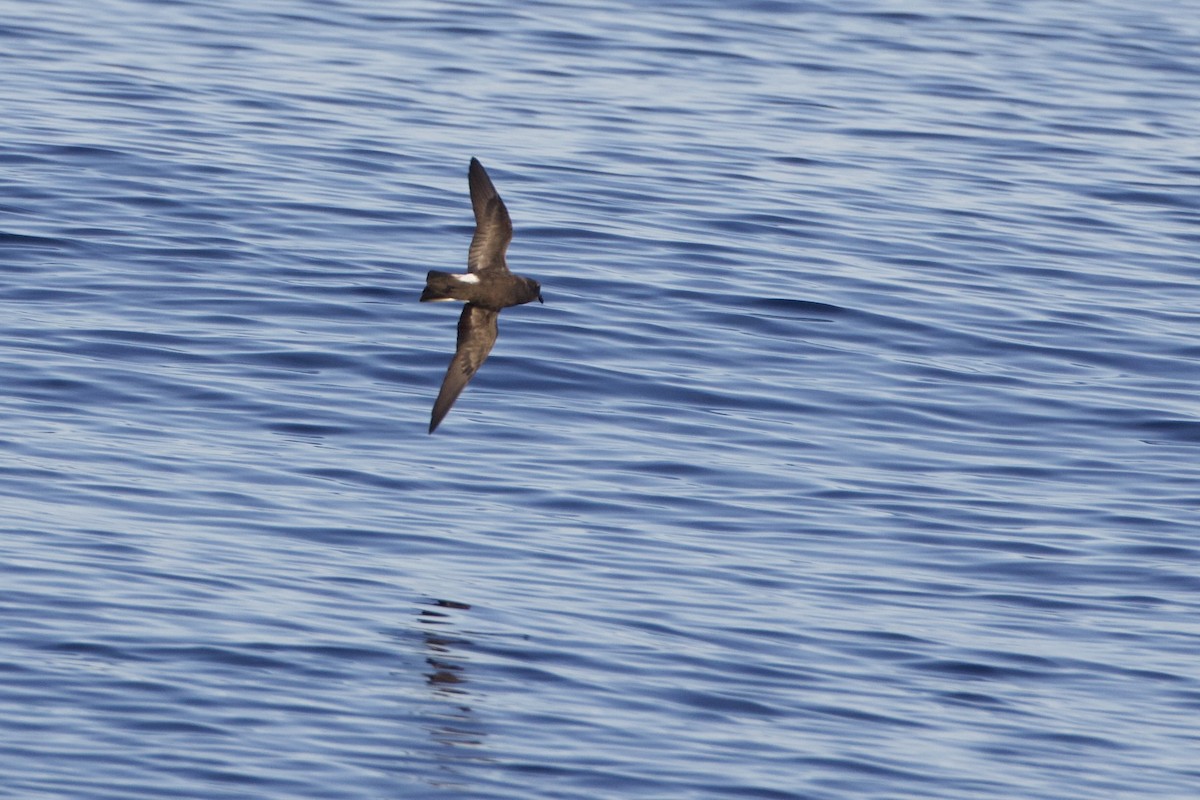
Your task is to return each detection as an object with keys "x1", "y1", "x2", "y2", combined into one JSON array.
[{"x1": 524, "y1": 277, "x2": 543, "y2": 305}]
